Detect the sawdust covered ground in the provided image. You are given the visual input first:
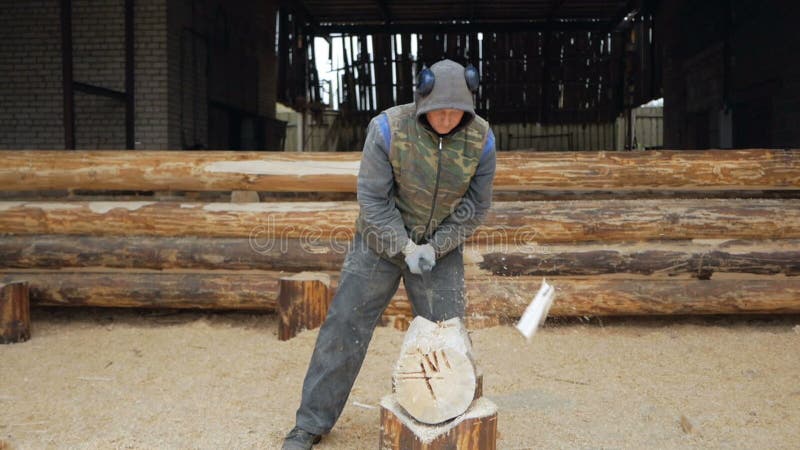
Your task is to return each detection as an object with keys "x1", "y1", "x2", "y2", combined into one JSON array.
[{"x1": 1, "y1": 308, "x2": 799, "y2": 449}]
